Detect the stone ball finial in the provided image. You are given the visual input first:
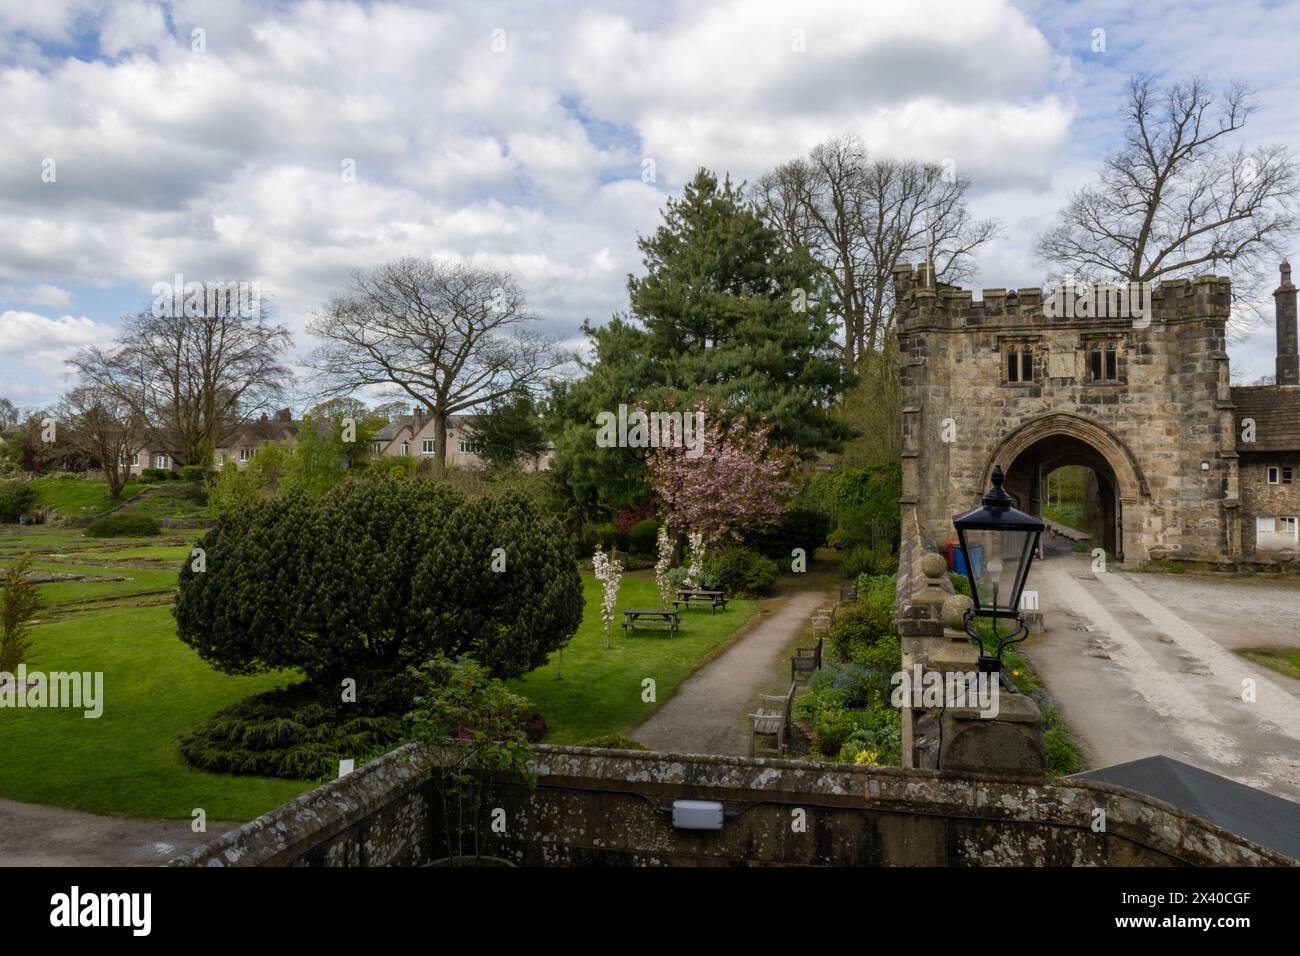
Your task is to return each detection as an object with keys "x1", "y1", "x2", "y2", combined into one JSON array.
[
  {"x1": 921, "y1": 552, "x2": 947, "y2": 580},
  {"x1": 942, "y1": 593, "x2": 973, "y2": 629}
]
